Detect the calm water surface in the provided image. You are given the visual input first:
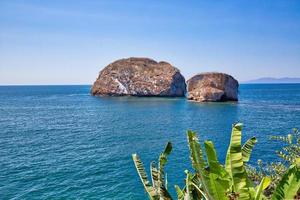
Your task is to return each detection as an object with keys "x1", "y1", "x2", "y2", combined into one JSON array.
[{"x1": 0, "y1": 84, "x2": 299, "y2": 199}]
